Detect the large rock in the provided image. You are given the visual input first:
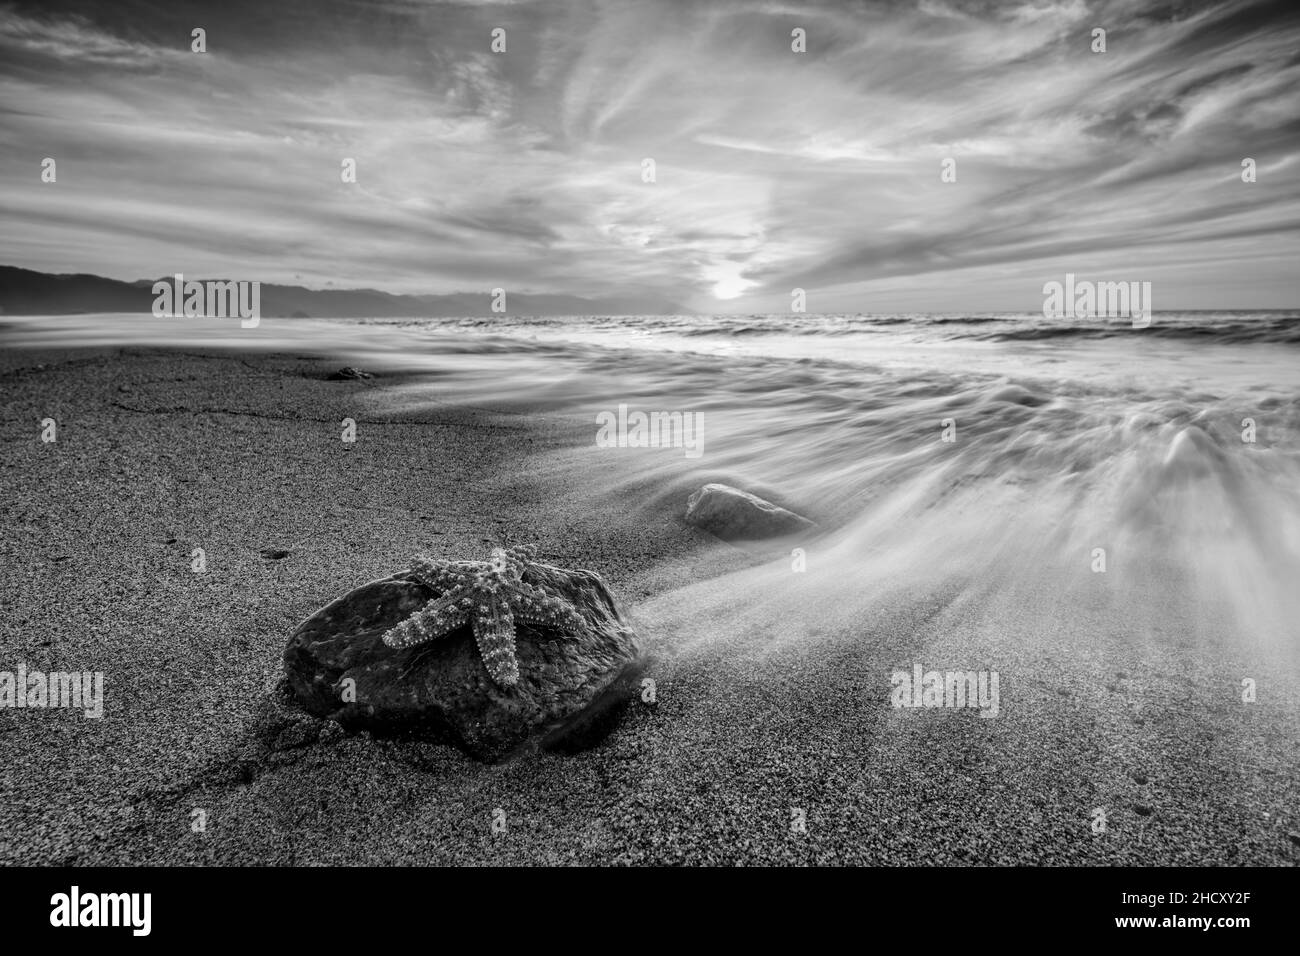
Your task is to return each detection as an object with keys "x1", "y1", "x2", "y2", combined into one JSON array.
[
  {"x1": 282, "y1": 560, "x2": 641, "y2": 761},
  {"x1": 685, "y1": 483, "x2": 817, "y2": 540}
]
